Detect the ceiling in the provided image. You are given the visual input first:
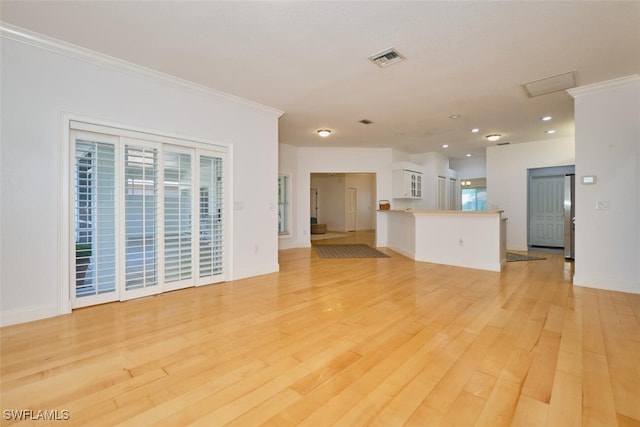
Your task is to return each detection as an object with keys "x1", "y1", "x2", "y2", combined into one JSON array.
[{"x1": 1, "y1": 1, "x2": 639, "y2": 159}]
